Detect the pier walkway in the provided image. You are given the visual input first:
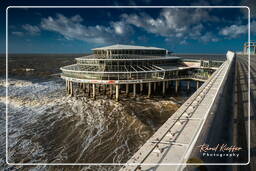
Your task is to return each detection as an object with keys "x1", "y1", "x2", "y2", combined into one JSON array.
[{"x1": 120, "y1": 52, "x2": 235, "y2": 171}]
